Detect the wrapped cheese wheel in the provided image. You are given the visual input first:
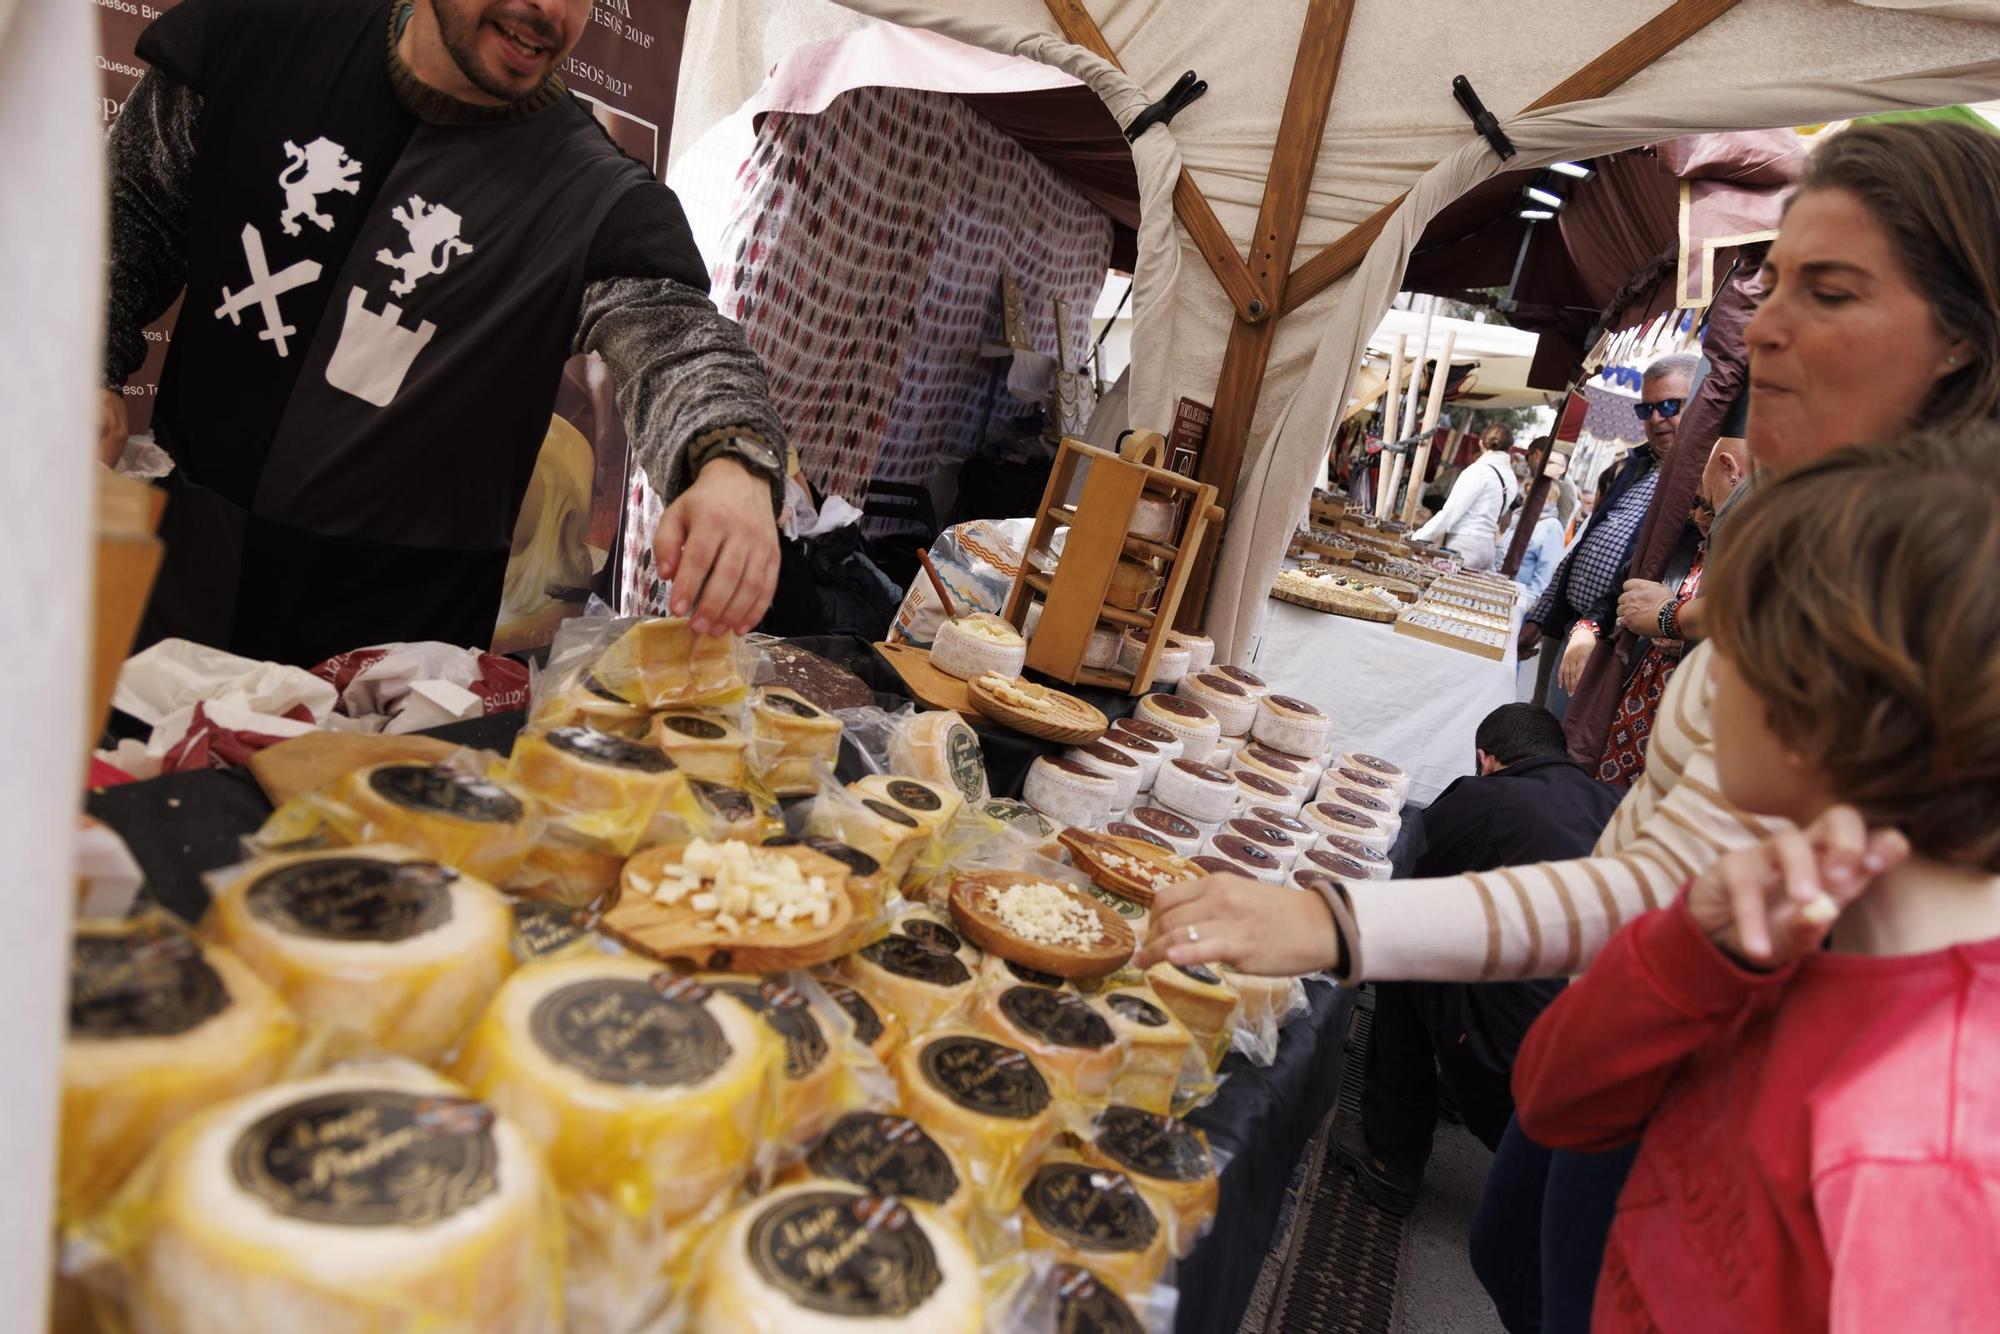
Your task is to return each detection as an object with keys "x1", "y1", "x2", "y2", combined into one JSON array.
[
  {"x1": 116, "y1": 1066, "x2": 560, "y2": 1334},
  {"x1": 689, "y1": 778, "x2": 779, "y2": 843},
  {"x1": 1302, "y1": 841, "x2": 1394, "y2": 883},
  {"x1": 1235, "y1": 744, "x2": 1320, "y2": 798},
  {"x1": 529, "y1": 672, "x2": 650, "y2": 737},
  {"x1": 1170, "y1": 632, "x2": 1216, "y2": 676},
  {"x1": 1211, "y1": 665, "x2": 1270, "y2": 702},
  {"x1": 1128, "y1": 495, "x2": 1176, "y2": 543},
  {"x1": 650, "y1": 713, "x2": 749, "y2": 786},
  {"x1": 1113, "y1": 718, "x2": 1184, "y2": 767},
  {"x1": 1338, "y1": 751, "x2": 1411, "y2": 801},
  {"x1": 207, "y1": 846, "x2": 513, "y2": 1064},
  {"x1": 1079, "y1": 883, "x2": 1152, "y2": 945},
  {"x1": 840, "y1": 936, "x2": 975, "y2": 1035},
  {"x1": 453, "y1": 956, "x2": 779, "y2": 1226},
  {"x1": 1146, "y1": 963, "x2": 1240, "y2": 1068},
  {"x1": 1127, "y1": 806, "x2": 1203, "y2": 857},
  {"x1": 803, "y1": 1111, "x2": 974, "y2": 1224},
  {"x1": 587, "y1": 616, "x2": 746, "y2": 709},
  {"x1": 809, "y1": 790, "x2": 929, "y2": 883},
  {"x1": 330, "y1": 764, "x2": 539, "y2": 886},
  {"x1": 853, "y1": 774, "x2": 964, "y2": 841},
  {"x1": 1097, "y1": 729, "x2": 1164, "y2": 793},
  {"x1": 749, "y1": 688, "x2": 843, "y2": 797},
  {"x1": 1153, "y1": 760, "x2": 1239, "y2": 825},
  {"x1": 895, "y1": 908, "x2": 984, "y2": 974},
  {"x1": 892, "y1": 1033, "x2": 1056, "y2": 1201},
  {"x1": 815, "y1": 977, "x2": 904, "y2": 1066},
  {"x1": 1081, "y1": 625, "x2": 1124, "y2": 671},
  {"x1": 889, "y1": 710, "x2": 991, "y2": 805},
  {"x1": 1324, "y1": 761, "x2": 1398, "y2": 801},
  {"x1": 1233, "y1": 768, "x2": 1301, "y2": 816},
  {"x1": 930, "y1": 613, "x2": 1027, "y2": 680},
  {"x1": 505, "y1": 726, "x2": 684, "y2": 844},
  {"x1": 1104, "y1": 821, "x2": 1172, "y2": 851},
  {"x1": 1252, "y1": 694, "x2": 1332, "y2": 757},
  {"x1": 1019, "y1": 1160, "x2": 1170, "y2": 1292},
  {"x1": 1090, "y1": 987, "x2": 1192, "y2": 1116},
  {"x1": 978, "y1": 954, "x2": 1073, "y2": 994},
  {"x1": 765, "y1": 836, "x2": 892, "y2": 933},
  {"x1": 690, "y1": 1184, "x2": 983, "y2": 1334},
  {"x1": 1204, "y1": 833, "x2": 1286, "y2": 885},
  {"x1": 1023, "y1": 756, "x2": 1116, "y2": 829},
  {"x1": 710, "y1": 976, "x2": 844, "y2": 1147},
  {"x1": 1248, "y1": 806, "x2": 1316, "y2": 848},
  {"x1": 1065, "y1": 742, "x2": 1143, "y2": 811},
  {"x1": 1042, "y1": 1264, "x2": 1155, "y2": 1334},
  {"x1": 59, "y1": 920, "x2": 299, "y2": 1227},
  {"x1": 1322, "y1": 785, "x2": 1404, "y2": 838},
  {"x1": 972, "y1": 985, "x2": 1122, "y2": 1100},
  {"x1": 1083, "y1": 1105, "x2": 1221, "y2": 1248},
  {"x1": 1133, "y1": 694, "x2": 1219, "y2": 765},
  {"x1": 1301, "y1": 801, "x2": 1397, "y2": 855},
  {"x1": 1176, "y1": 672, "x2": 1257, "y2": 737}
]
